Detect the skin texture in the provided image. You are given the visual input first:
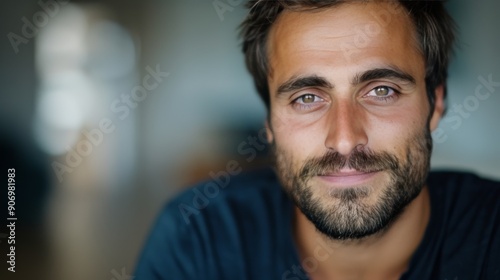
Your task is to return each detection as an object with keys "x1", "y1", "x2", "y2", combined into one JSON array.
[{"x1": 265, "y1": 2, "x2": 444, "y2": 279}]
